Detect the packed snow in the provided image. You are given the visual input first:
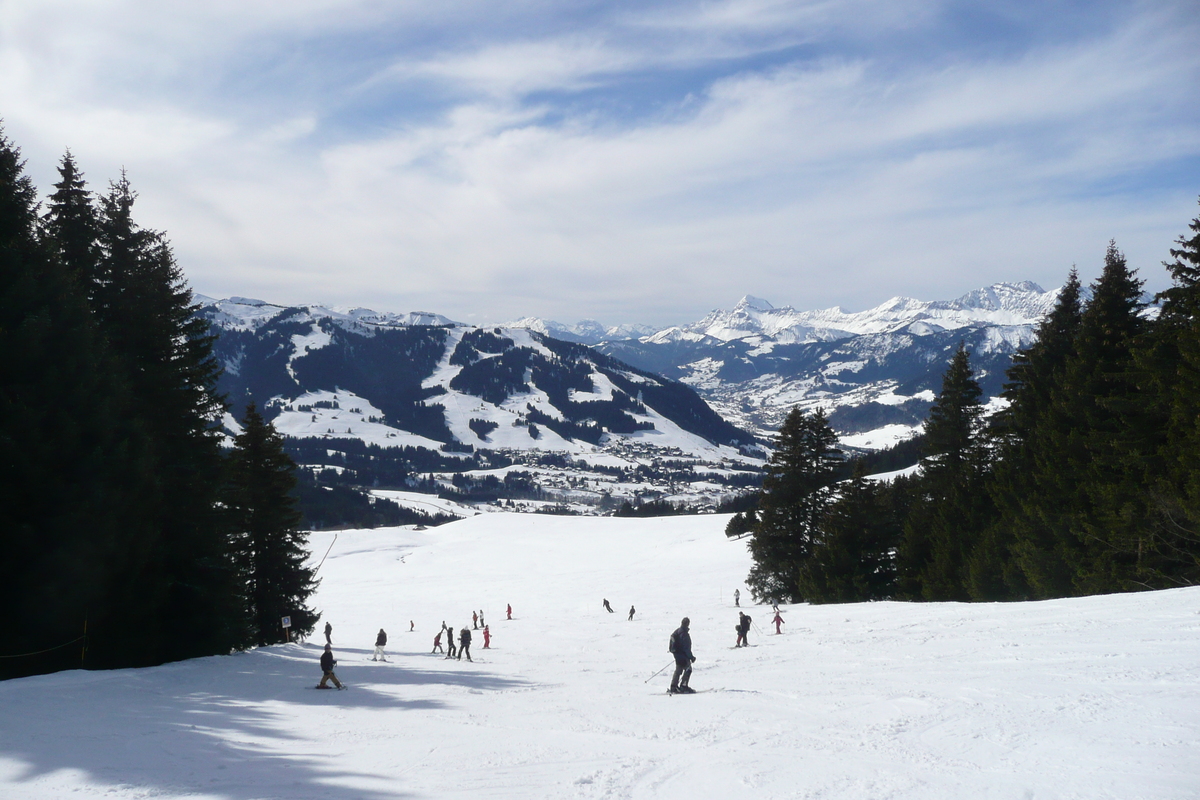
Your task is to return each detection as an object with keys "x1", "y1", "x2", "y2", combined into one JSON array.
[{"x1": 2, "y1": 513, "x2": 1199, "y2": 799}]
